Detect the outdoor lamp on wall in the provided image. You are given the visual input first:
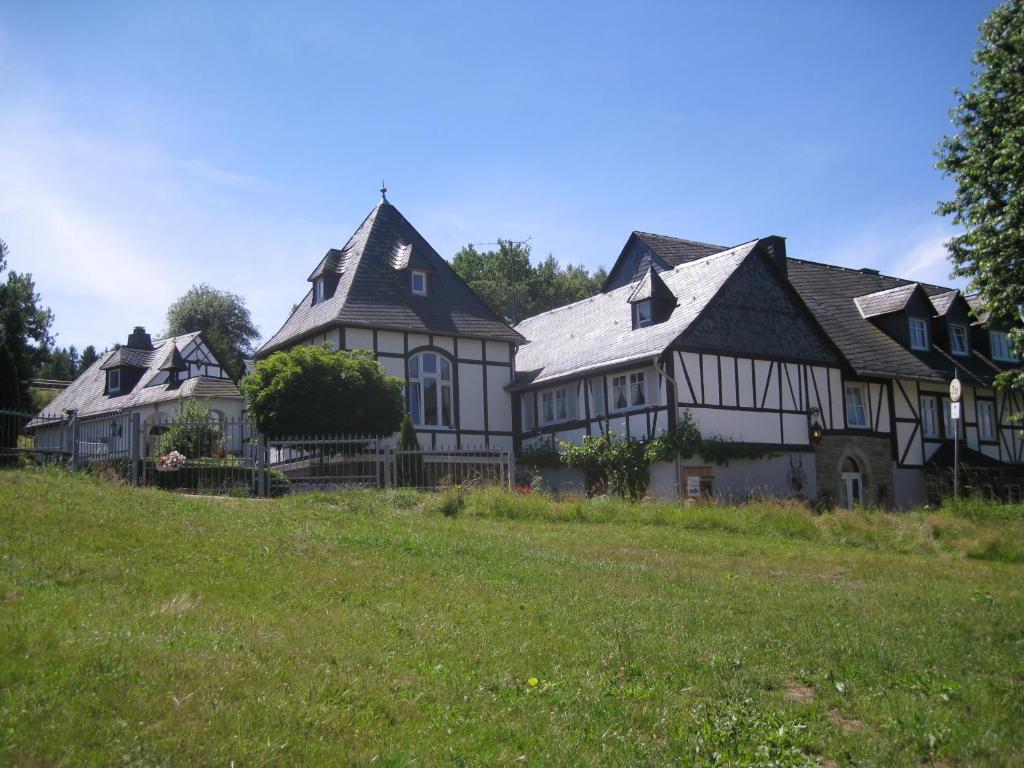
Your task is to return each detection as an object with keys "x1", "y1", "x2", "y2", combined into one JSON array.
[{"x1": 808, "y1": 407, "x2": 824, "y2": 445}]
